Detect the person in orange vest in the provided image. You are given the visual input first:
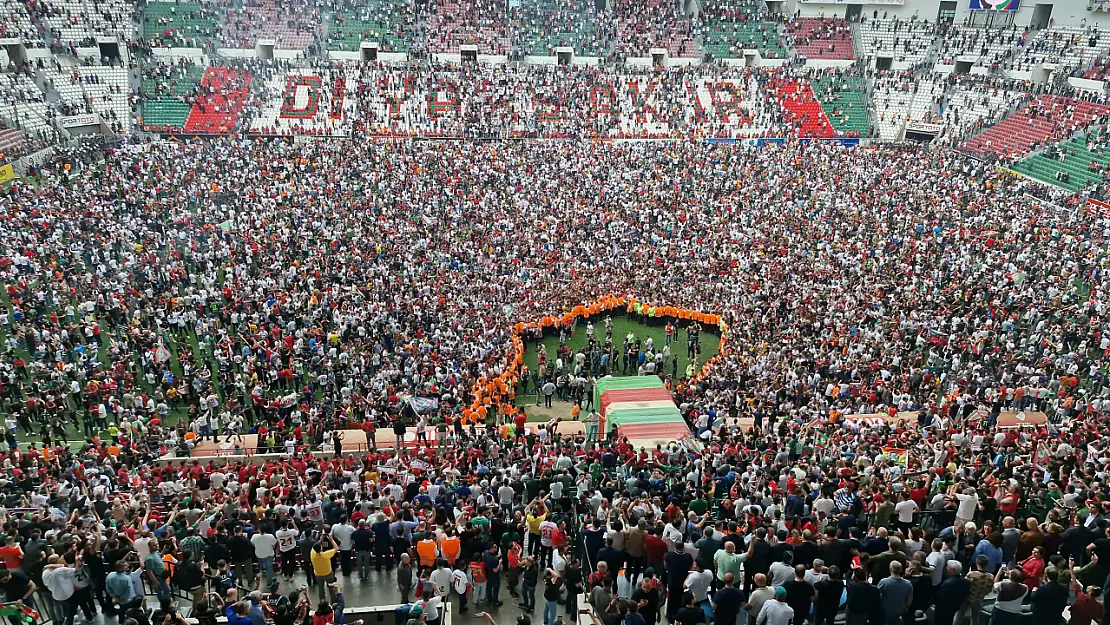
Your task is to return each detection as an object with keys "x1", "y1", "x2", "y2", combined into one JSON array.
[
  {"x1": 440, "y1": 527, "x2": 461, "y2": 568},
  {"x1": 417, "y1": 533, "x2": 440, "y2": 576}
]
